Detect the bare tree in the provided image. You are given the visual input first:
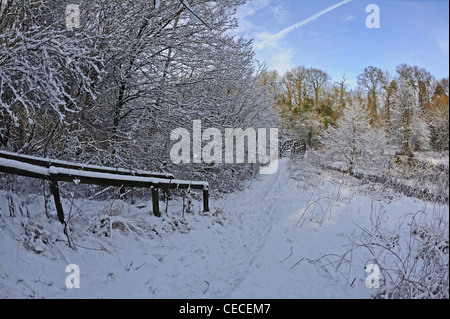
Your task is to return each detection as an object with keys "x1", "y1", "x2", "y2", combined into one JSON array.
[
  {"x1": 357, "y1": 66, "x2": 387, "y2": 121},
  {"x1": 307, "y1": 68, "x2": 330, "y2": 111},
  {"x1": 333, "y1": 75, "x2": 348, "y2": 120},
  {"x1": 291, "y1": 66, "x2": 309, "y2": 111},
  {"x1": 383, "y1": 79, "x2": 398, "y2": 122}
]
